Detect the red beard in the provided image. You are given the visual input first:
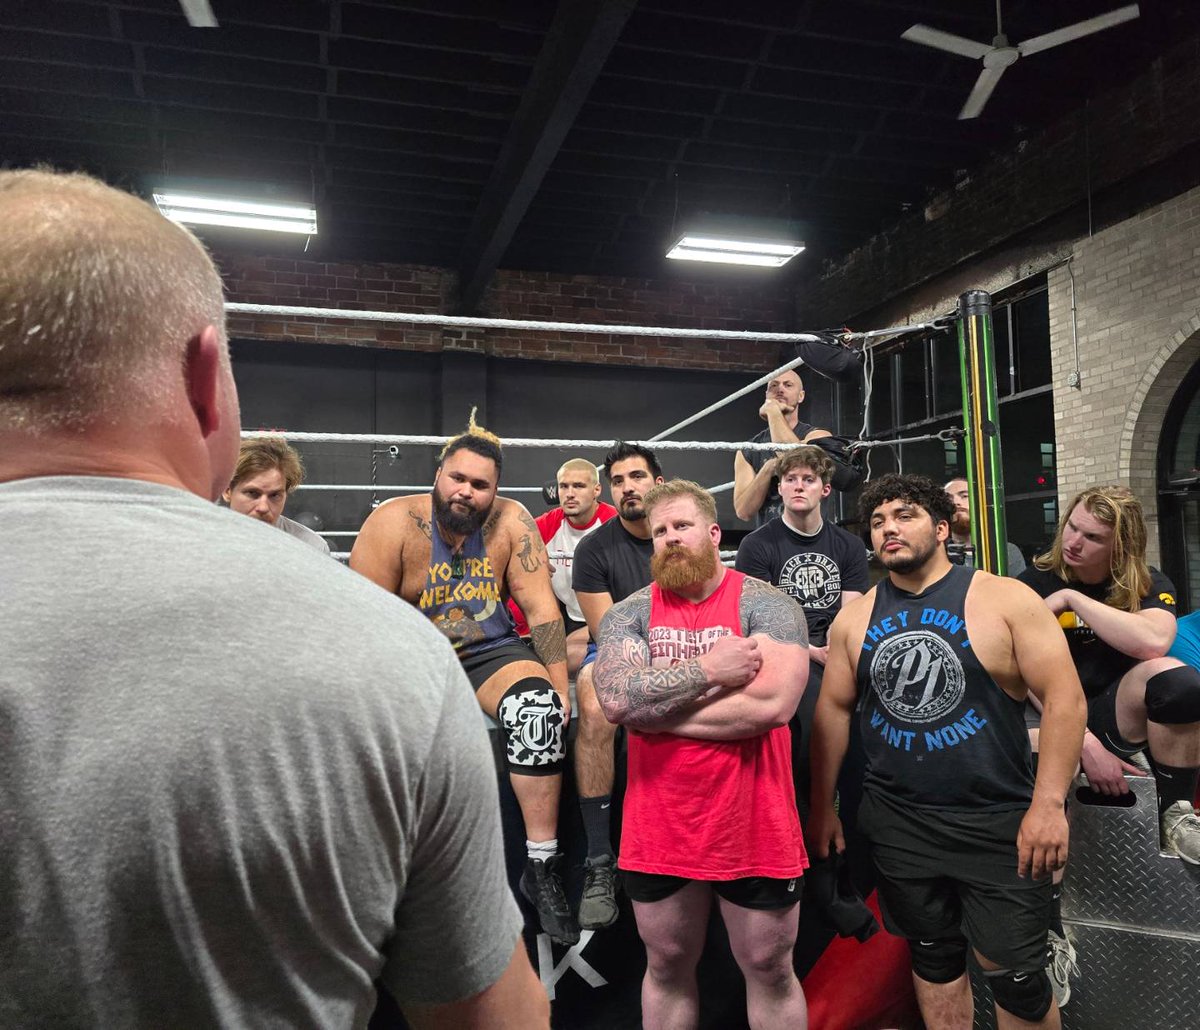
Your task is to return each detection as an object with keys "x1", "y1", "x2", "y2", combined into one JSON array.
[{"x1": 651, "y1": 543, "x2": 719, "y2": 591}]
